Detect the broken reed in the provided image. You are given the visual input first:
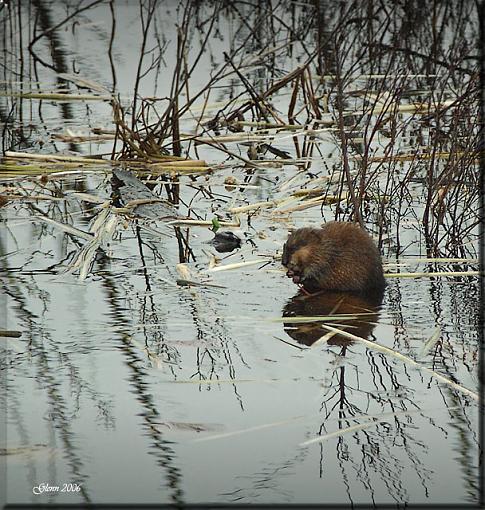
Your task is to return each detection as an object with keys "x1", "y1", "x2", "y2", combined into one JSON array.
[
  {"x1": 2, "y1": 0, "x2": 479, "y2": 259},
  {"x1": 103, "y1": 1, "x2": 479, "y2": 259}
]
